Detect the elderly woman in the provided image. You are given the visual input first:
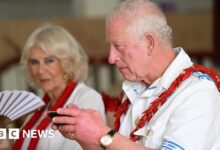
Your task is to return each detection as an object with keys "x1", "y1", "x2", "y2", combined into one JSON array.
[{"x1": 12, "y1": 23, "x2": 106, "y2": 150}]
